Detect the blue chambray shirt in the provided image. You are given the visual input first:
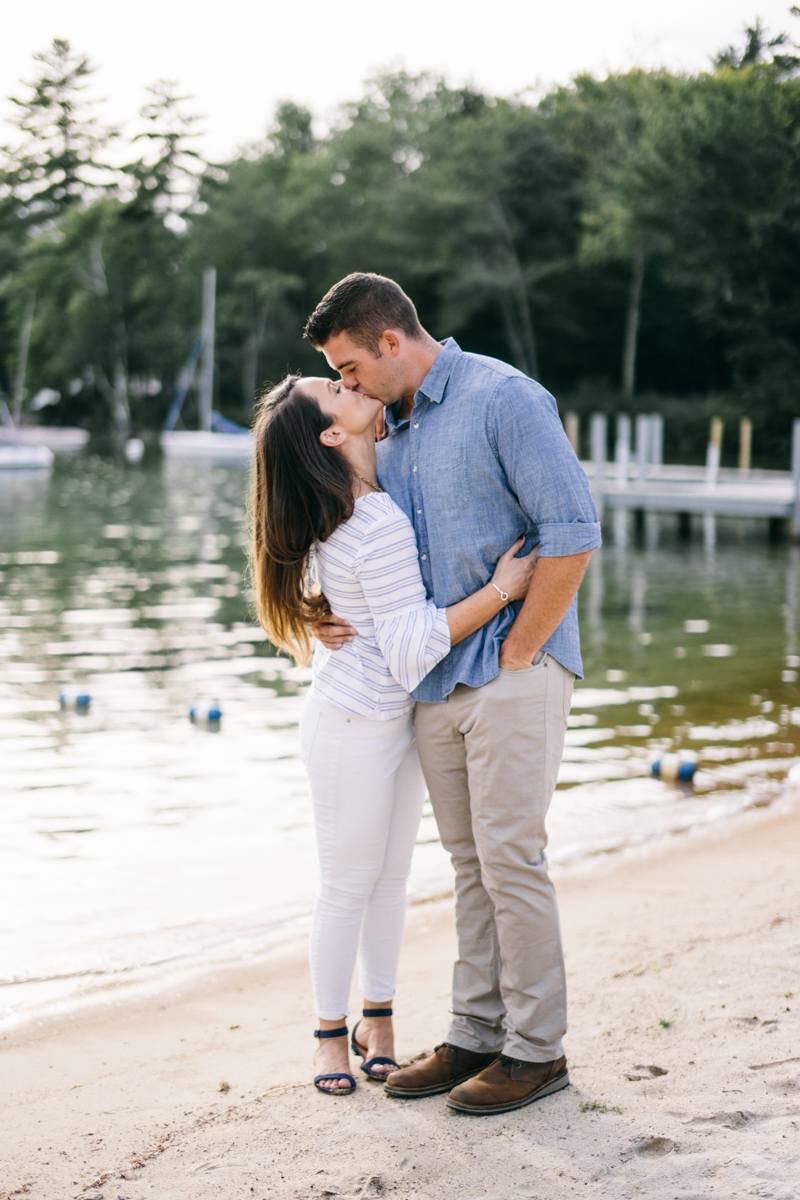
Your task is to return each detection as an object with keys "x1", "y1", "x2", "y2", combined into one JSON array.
[{"x1": 376, "y1": 338, "x2": 601, "y2": 701}]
